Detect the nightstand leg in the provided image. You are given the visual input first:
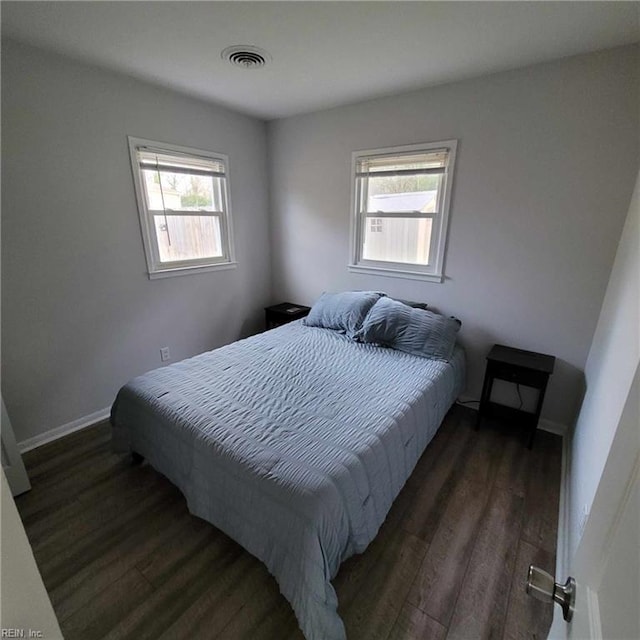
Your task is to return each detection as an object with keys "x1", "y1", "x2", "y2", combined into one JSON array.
[
  {"x1": 527, "y1": 378, "x2": 550, "y2": 449},
  {"x1": 476, "y1": 372, "x2": 494, "y2": 430}
]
